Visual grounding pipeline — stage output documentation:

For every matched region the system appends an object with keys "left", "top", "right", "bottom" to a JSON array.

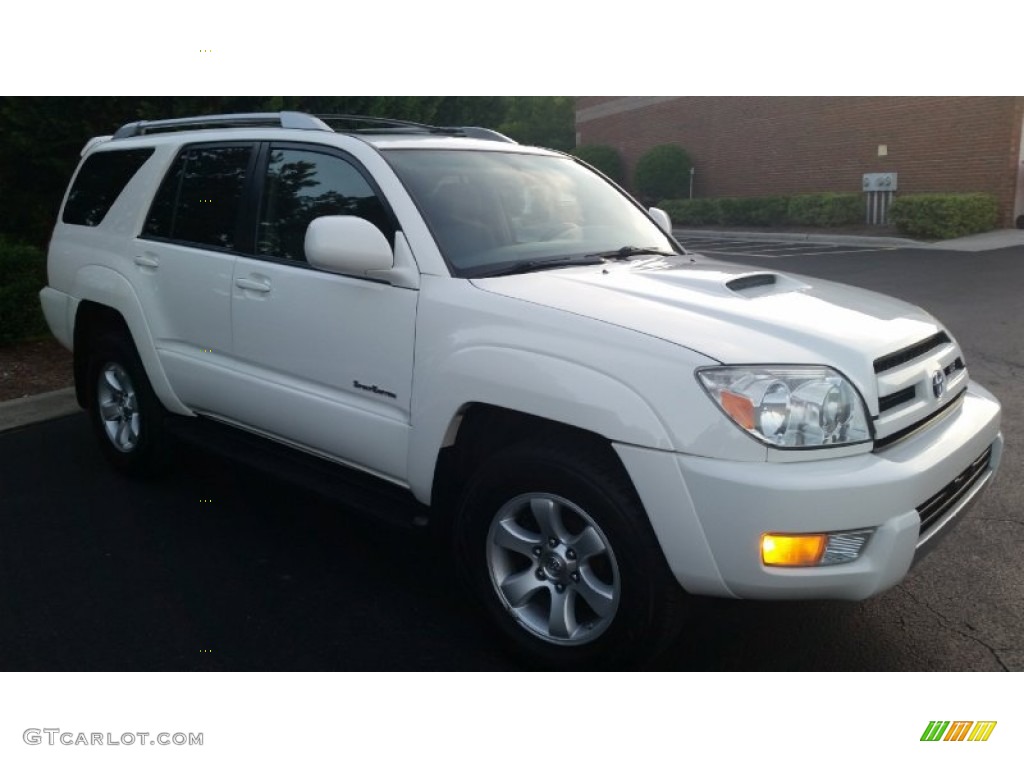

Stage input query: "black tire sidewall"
[{"left": 455, "top": 444, "right": 681, "bottom": 669}]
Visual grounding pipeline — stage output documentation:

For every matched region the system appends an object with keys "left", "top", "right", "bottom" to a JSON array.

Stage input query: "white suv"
[{"left": 40, "top": 112, "right": 1003, "bottom": 668}]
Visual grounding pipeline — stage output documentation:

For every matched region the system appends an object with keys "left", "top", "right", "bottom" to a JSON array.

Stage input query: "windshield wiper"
[
  {"left": 588, "top": 246, "right": 681, "bottom": 261},
  {"left": 466, "top": 247, "right": 681, "bottom": 278},
  {"left": 467, "top": 255, "right": 604, "bottom": 278}
]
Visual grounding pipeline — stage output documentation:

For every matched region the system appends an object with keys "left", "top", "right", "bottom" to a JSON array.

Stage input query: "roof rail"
[
  {"left": 112, "top": 111, "right": 332, "bottom": 139},
  {"left": 316, "top": 114, "right": 442, "bottom": 132},
  {"left": 457, "top": 126, "right": 517, "bottom": 144},
  {"left": 316, "top": 114, "right": 517, "bottom": 143},
  {"left": 81, "top": 135, "right": 113, "bottom": 156},
  {"left": 110, "top": 110, "right": 518, "bottom": 145}
]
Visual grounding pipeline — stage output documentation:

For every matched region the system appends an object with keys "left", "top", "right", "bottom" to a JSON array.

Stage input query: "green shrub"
[
  {"left": 569, "top": 144, "right": 624, "bottom": 185},
  {"left": 658, "top": 198, "right": 720, "bottom": 226},
  {"left": 0, "top": 237, "right": 48, "bottom": 346},
  {"left": 634, "top": 144, "right": 693, "bottom": 203},
  {"left": 786, "top": 193, "right": 862, "bottom": 227},
  {"left": 889, "top": 193, "right": 999, "bottom": 240},
  {"left": 718, "top": 196, "right": 789, "bottom": 226}
]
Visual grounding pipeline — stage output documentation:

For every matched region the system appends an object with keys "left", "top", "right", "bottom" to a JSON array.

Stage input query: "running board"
[{"left": 164, "top": 414, "right": 430, "bottom": 530}]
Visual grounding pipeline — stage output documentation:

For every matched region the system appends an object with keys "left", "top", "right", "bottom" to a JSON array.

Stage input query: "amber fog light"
[
  {"left": 761, "top": 530, "right": 872, "bottom": 567},
  {"left": 761, "top": 533, "right": 826, "bottom": 566}
]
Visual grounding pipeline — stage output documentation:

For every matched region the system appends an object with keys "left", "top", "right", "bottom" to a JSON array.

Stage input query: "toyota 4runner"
[{"left": 40, "top": 111, "right": 1003, "bottom": 668}]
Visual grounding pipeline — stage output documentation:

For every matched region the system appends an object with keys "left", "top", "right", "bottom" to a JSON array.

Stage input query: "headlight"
[{"left": 697, "top": 366, "right": 871, "bottom": 448}]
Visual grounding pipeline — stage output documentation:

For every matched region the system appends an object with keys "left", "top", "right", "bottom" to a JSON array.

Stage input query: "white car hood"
[{"left": 472, "top": 257, "right": 944, "bottom": 401}]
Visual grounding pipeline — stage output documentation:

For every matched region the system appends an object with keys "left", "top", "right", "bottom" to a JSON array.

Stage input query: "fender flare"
[
  {"left": 407, "top": 345, "right": 673, "bottom": 503},
  {"left": 72, "top": 265, "right": 191, "bottom": 415}
]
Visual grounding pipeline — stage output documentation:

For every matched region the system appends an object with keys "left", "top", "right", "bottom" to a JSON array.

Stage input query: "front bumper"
[{"left": 615, "top": 381, "right": 1003, "bottom": 600}]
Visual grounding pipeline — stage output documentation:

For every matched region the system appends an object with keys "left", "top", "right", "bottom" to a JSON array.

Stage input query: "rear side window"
[
  {"left": 62, "top": 148, "right": 154, "bottom": 226},
  {"left": 143, "top": 144, "right": 254, "bottom": 250}
]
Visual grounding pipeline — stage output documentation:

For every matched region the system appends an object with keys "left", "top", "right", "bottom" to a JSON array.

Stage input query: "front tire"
[
  {"left": 454, "top": 439, "right": 688, "bottom": 669},
  {"left": 86, "top": 332, "right": 167, "bottom": 477}
]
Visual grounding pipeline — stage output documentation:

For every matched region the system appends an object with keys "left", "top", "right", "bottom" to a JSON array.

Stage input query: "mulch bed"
[{"left": 0, "top": 336, "right": 74, "bottom": 402}]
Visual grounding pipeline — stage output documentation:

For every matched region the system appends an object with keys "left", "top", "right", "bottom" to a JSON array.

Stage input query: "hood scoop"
[
  {"left": 724, "top": 271, "right": 807, "bottom": 298},
  {"left": 726, "top": 273, "right": 777, "bottom": 293},
  {"left": 607, "top": 263, "right": 807, "bottom": 299}
]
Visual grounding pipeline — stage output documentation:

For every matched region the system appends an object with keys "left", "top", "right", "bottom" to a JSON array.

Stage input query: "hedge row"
[
  {"left": 659, "top": 192, "right": 1000, "bottom": 239},
  {"left": 888, "top": 193, "right": 999, "bottom": 240},
  {"left": 0, "top": 238, "right": 48, "bottom": 346},
  {"left": 659, "top": 193, "right": 863, "bottom": 228}
]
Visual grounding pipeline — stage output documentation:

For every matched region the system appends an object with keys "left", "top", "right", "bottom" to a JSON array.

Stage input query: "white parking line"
[{"left": 688, "top": 246, "right": 895, "bottom": 259}]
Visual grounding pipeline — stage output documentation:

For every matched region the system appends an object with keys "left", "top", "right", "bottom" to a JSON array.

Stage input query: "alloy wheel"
[
  {"left": 486, "top": 492, "right": 621, "bottom": 646},
  {"left": 96, "top": 362, "right": 141, "bottom": 453}
]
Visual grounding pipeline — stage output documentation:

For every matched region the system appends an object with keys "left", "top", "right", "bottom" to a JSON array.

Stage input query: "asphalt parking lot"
[
  {"left": 1, "top": 238, "right": 1021, "bottom": 671},
  {"left": 674, "top": 234, "right": 900, "bottom": 259}
]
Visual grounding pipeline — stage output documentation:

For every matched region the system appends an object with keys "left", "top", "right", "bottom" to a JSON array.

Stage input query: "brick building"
[{"left": 575, "top": 97, "right": 1024, "bottom": 228}]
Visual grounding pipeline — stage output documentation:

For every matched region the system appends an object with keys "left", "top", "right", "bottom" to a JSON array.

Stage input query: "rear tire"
[
  {"left": 454, "top": 439, "right": 688, "bottom": 669},
  {"left": 86, "top": 332, "right": 168, "bottom": 478}
]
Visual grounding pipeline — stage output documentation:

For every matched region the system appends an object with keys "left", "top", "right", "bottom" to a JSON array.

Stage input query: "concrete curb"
[{"left": 0, "top": 388, "right": 80, "bottom": 434}]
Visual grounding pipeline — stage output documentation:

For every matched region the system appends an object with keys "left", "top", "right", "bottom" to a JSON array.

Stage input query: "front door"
[{"left": 220, "top": 144, "right": 418, "bottom": 483}]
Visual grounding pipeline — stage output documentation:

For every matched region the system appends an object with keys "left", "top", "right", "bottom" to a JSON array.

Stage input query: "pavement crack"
[{"left": 897, "top": 585, "right": 1010, "bottom": 671}]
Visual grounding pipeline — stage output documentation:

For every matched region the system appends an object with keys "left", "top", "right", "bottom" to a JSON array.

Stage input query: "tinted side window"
[
  {"left": 143, "top": 145, "right": 253, "bottom": 250},
  {"left": 256, "top": 148, "right": 393, "bottom": 262},
  {"left": 63, "top": 148, "right": 154, "bottom": 226}
]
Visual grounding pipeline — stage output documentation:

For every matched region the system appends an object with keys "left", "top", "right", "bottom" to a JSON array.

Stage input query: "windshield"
[{"left": 382, "top": 149, "right": 679, "bottom": 276}]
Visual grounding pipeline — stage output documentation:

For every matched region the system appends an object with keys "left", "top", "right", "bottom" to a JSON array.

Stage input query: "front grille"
[
  {"left": 874, "top": 331, "right": 950, "bottom": 374},
  {"left": 878, "top": 386, "right": 916, "bottom": 413},
  {"left": 944, "top": 357, "right": 965, "bottom": 376},
  {"left": 872, "top": 331, "right": 967, "bottom": 449},
  {"left": 874, "top": 389, "right": 965, "bottom": 450},
  {"left": 916, "top": 447, "right": 992, "bottom": 535},
  {"left": 878, "top": 358, "right": 965, "bottom": 416}
]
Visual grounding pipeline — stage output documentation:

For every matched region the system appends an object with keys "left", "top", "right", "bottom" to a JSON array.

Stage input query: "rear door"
[{"left": 133, "top": 142, "right": 257, "bottom": 409}]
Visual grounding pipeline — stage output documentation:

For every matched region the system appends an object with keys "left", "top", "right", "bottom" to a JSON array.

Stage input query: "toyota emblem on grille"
[{"left": 931, "top": 369, "right": 947, "bottom": 399}]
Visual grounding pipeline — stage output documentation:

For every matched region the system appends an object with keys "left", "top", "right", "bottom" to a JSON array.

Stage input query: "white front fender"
[{"left": 406, "top": 345, "right": 674, "bottom": 503}]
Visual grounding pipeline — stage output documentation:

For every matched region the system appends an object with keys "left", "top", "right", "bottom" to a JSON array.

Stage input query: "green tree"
[
  {"left": 0, "top": 96, "right": 574, "bottom": 247},
  {"left": 633, "top": 144, "right": 694, "bottom": 204},
  {"left": 497, "top": 97, "right": 575, "bottom": 150},
  {"left": 569, "top": 145, "right": 624, "bottom": 184}
]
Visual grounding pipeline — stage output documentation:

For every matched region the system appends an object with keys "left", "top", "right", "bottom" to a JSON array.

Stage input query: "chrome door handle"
[{"left": 235, "top": 277, "right": 272, "bottom": 293}]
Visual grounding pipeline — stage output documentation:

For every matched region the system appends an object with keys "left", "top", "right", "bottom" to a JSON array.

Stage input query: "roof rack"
[
  {"left": 457, "top": 126, "right": 516, "bottom": 144},
  {"left": 110, "top": 110, "right": 517, "bottom": 144},
  {"left": 317, "top": 114, "right": 517, "bottom": 143},
  {"left": 112, "top": 111, "right": 332, "bottom": 139},
  {"left": 316, "top": 114, "right": 444, "bottom": 132}
]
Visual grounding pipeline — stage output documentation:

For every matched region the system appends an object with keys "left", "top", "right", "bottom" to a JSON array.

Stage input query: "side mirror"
[
  {"left": 648, "top": 207, "right": 672, "bottom": 234},
  {"left": 305, "top": 216, "right": 393, "bottom": 277}
]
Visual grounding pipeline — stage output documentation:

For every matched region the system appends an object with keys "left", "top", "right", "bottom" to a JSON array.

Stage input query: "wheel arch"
[
  {"left": 71, "top": 266, "right": 189, "bottom": 415},
  {"left": 429, "top": 403, "right": 631, "bottom": 513},
  {"left": 410, "top": 347, "right": 674, "bottom": 508}
]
